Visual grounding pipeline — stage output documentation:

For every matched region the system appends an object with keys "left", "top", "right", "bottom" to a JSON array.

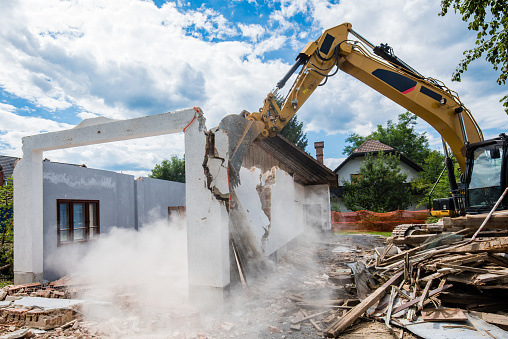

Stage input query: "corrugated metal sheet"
[{"left": 243, "top": 135, "right": 338, "bottom": 187}]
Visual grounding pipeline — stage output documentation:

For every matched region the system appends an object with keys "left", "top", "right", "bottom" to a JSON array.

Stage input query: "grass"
[
  {"left": 0, "top": 279, "right": 13, "bottom": 288},
  {"left": 334, "top": 230, "right": 393, "bottom": 237}
]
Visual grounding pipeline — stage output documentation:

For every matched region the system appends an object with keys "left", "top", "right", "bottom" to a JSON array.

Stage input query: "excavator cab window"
[{"left": 467, "top": 143, "right": 504, "bottom": 212}]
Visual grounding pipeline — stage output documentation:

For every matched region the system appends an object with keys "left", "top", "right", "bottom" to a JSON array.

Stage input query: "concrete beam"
[{"left": 23, "top": 109, "right": 197, "bottom": 152}]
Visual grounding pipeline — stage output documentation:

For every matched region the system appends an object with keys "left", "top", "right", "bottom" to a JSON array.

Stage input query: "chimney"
[{"left": 314, "top": 141, "right": 324, "bottom": 164}]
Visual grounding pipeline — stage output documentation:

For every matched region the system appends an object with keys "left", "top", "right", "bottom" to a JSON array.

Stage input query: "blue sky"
[{"left": 0, "top": 0, "right": 506, "bottom": 176}]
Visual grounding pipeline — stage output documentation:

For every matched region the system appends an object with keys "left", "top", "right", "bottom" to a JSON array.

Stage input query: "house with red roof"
[{"left": 332, "top": 139, "right": 424, "bottom": 212}]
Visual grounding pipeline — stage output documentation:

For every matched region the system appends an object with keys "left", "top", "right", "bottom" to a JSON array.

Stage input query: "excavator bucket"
[{"left": 218, "top": 114, "right": 265, "bottom": 187}]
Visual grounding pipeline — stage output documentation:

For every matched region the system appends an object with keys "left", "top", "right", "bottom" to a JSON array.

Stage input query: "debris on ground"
[{"left": 1, "top": 230, "right": 507, "bottom": 338}]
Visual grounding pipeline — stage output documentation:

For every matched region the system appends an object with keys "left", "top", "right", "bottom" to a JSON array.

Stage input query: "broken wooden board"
[
  {"left": 448, "top": 237, "right": 508, "bottom": 254},
  {"left": 422, "top": 308, "right": 467, "bottom": 322},
  {"left": 392, "top": 284, "right": 452, "bottom": 315},
  {"left": 325, "top": 271, "right": 404, "bottom": 337}
]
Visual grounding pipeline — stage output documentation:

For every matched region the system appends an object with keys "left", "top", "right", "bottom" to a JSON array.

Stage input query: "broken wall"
[
  {"left": 233, "top": 166, "right": 331, "bottom": 266},
  {"left": 304, "top": 184, "right": 331, "bottom": 231}
]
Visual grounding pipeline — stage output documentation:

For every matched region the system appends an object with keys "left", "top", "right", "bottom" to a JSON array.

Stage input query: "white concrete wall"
[
  {"left": 265, "top": 168, "right": 304, "bottom": 256},
  {"left": 304, "top": 184, "right": 331, "bottom": 231},
  {"left": 41, "top": 162, "right": 186, "bottom": 281},
  {"left": 234, "top": 166, "right": 331, "bottom": 263}
]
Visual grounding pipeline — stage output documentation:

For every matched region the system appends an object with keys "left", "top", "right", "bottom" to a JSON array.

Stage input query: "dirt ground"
[{"left": 197, "top": 232, "right": 418, "bottom": 339}]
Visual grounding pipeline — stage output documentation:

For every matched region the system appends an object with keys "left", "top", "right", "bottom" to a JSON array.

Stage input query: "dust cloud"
[{"left": 46, "top": 216, "right": 192, "bottom": 336}]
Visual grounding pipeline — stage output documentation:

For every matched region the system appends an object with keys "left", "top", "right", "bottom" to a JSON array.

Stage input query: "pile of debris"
[
  {"left": 1, "top": 229, "right": 507, "bottom": 338},
  {"left": 321, "top": 231, "right": 508, "bottom": 338}
]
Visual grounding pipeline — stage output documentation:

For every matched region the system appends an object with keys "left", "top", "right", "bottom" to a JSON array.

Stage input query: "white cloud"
[
  {"left": 238, "top": 23, "right": 265, "bottom": 42},
  {"left": 0, "top": 0, "right": 505, "bottom": 172},
  {"left": 0, "top": 104, "right": 73, "bottom": 157},
  {"left": 324, "top": 157, "right": 345, "bottom": 171}
]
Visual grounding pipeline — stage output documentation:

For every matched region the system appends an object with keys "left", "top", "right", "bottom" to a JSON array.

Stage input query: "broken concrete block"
[
  {"left": 221, "top": 321, "right": 234, "bottom": 331},
  {"left": 290, "top": 324, "right": 301, "bottom": 331},
  {"left": 268, "top": 325, "right": 281, "bottom": 333},
  {"left": 4, "top": 296, "right": 21, "bottom": 302}
]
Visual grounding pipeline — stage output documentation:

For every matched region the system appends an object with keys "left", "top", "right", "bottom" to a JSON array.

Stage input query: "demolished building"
[{"left": 13, "top": 108, "right": 336, "bottom": 311}]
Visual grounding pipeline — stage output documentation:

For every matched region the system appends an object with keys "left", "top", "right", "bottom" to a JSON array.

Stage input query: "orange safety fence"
[{"left": 331, "top": 210, "right": 430, "bottom": 232}]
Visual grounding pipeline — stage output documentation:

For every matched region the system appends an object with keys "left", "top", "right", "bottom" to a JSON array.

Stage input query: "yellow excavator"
[{"left": 219, "top": 22, "right": 507, "bottom": 221}]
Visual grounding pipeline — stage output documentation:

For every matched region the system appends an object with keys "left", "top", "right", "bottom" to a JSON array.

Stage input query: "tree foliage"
[
  {"left": 343, "top": 112, "right": 430, "bottom": 165},
  {"left": 439, "top": 0, "right": 508, "bottom": 112},
  {"left": 273, "top": 92, "right": 309, "bottom": 150},
  {"left": 342, "top": 152, "right": 412, "bottom": 212},
  {"left": 411, "top": 150, "right": 459, "bottom": 208},
  {"left": 149, "top": 156, "right": 185, "bottom": 183}
]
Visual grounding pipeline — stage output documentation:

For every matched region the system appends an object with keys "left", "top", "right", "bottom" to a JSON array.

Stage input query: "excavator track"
[{"left": 391, "top": 224, "right": 420, "bottom": 238}]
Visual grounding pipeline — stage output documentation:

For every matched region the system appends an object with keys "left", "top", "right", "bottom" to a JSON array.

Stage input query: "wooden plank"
[
  {"left": 292, "top": 310, "right": 330, "bottom": 324},
  {"left": 449, "top": 237, "right": 508, "bottom": 254},
  {"left": 417, "top": 280, "right": 432, "bottom": 311},
  {"left": 391, "top": 284, "right": 453, "bottom": 315},
  {"left": 325, "top": 271, "right": 404, "bottom": 337},
  {"left": 437, "top": 263, "right": 503, "bottom": 274},
  {"left": 443, "top": 212, "right": 508, "bottom": 229},
  {"left": 301, "top": 310, "right": 322, "bottom": 332},
  {"left": 422, "top": 308, "right": 467, "bottom": 322}
]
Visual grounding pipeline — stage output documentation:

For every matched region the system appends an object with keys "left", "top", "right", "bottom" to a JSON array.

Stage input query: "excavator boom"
[{"left": 220, "top": 22, "right": 484, "bottom": 187}]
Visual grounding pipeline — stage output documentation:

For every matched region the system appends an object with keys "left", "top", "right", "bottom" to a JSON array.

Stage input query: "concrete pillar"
[
  {"left": 185, "top": 120, "right": 231, "bottom": 312},
  {"left": 13, "top": 149, "right": 44, "bottom": 284}
]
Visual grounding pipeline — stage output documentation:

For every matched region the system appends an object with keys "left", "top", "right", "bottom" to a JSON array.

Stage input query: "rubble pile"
[
  {"left": 0, "top": 231, "right": 507, "bottom": 338},
  {"left": 323, "top": 233, "right": 508, "bottom": 338}
]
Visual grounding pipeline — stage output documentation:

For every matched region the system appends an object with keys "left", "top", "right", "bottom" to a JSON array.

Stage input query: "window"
[
  {"left": 168, "top": 206, "right": 186, "bottom": 223},
  {"left": 57, "top": 200, "right": 100, "bottom": 245}
]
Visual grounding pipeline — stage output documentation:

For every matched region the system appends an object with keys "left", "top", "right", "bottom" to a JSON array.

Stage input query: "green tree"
[
  {"left": 439, "top": 0, "right": 508, "bottom": 113},
  {"left": 273, "top": 92, "right": 308, "bottom": 150},
  {"left": 341, "top": 152, "right": 412, "bottom": 212},
  {"left": 0, "top": 177, "right": 14, "bottom": 276},
  {"left": 343, "top": 112, "right": 430, "bottom": 165},
  {"left": 149, "top": 156, "right": 185, "bottom": 183},
  {"left": 412, "top": 151, "right": 461, "bottom": 208}
]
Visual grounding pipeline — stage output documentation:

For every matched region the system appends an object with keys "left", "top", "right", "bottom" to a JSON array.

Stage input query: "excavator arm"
[{"left": 220, "top": 22, "right": 484, "bottom": 185}]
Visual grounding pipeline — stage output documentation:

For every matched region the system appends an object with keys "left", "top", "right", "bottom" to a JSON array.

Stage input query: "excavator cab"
[{"left": 464, "top": 135, "right": 508, "bottom": 214}]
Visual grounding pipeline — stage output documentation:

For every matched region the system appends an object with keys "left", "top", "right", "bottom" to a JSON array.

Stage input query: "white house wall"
[
  {"left": 42, "top": 161, "right": 186, "bottom": 282},
  {"left": 337, "top": 157, "right": 420, "bottom": 185},
  {"left": 304, "top": 184, "right": 331, "bottom": 231},
  {"left": 336, "top": 156, "right": 424, "bottom": 212},
  {"left": 265, "top": 168, "right": 304, "bottom": 257},
  {"left": 234, "top": 166, "right": 331, "bottom": 264},
  {"left": 135, "top": 176, "right": 186, "bottom": 228}
]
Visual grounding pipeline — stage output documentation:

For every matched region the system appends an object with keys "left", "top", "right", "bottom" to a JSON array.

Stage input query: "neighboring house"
[
  {"left": 332, "top": 139, "right": 423, "bottom": 212},
  {"left": 0, "top": 155, "right": 19, "bottom": 186},
  {"left": 237, "top": 134, "right": 338, "bottom": 264},
  {"left": 1, "top": 157, "right": 185, "bottom": 282}
]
